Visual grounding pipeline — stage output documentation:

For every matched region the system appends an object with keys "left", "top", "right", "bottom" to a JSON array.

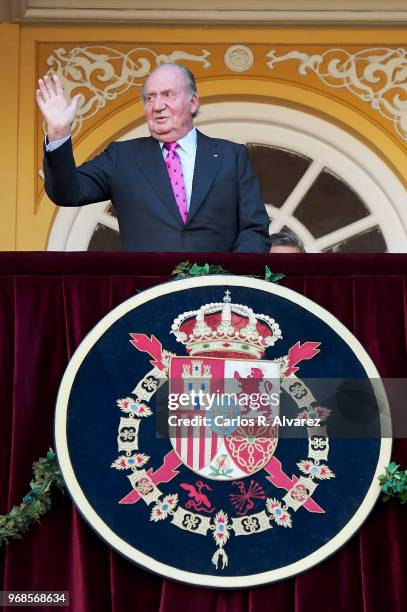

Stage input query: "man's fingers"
[
  {"left": 35, "top": 88, "right": 46, "bottom": 113},
  {"left": 53, "top": 74, "right": 64, "bottom": 97},
  {"left": 43, "top": 74, "right": 56, "bottom": 98},
  {"left": 70, "top": 93, "right": 81, "bottom": 114},
  {"left": 38, "top": 78, "right": 50, "bottom": 102}
]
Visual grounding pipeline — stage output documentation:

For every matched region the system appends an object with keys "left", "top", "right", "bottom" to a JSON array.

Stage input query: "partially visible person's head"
[
  {"left": 142, "top": 64, "right": 199, "bottom": 142},
  {"left": 269, "top": 231, "right": 305, "bottom": 253}
]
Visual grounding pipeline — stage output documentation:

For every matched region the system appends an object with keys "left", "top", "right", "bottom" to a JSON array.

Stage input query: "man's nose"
[{"left": 153, "top": 95, "right": 166, "bottom": 111}]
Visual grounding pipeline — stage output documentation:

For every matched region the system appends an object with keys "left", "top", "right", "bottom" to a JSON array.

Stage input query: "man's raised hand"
[{"left": 36, "top": 74, "right": 80, "bottom": 142}]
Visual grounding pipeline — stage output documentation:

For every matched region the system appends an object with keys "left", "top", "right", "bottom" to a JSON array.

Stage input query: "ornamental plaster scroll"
[
  {"left": 44, "top": 46, "right": 211, "bottom": 137},
  {"left": 266, "top": 47, "right": 407, "bottom": 142}
]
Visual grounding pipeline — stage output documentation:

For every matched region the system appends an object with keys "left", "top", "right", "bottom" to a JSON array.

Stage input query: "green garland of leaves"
[
  {"left": 0, "top": 449, "right": 65, "bottom": 546},
  {"left": 171, "top": 261, "right": 230, "bottom": 278},
  {"left": 171, "top": 260, "right": 286, "bottom": 283},
  {"left": 1, "top": 264, "right": 405, "bottom": 547}
]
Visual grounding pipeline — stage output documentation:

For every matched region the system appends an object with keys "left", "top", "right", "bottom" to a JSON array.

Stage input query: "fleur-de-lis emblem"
[
  {"left": 136, "top": 477, "right": 154, "bottom": 496},
  {"left": 310, "top": 436, "right": 328, "bottom": 450},
  {"left": 142, "top": 376, "right": 159, "bottom": 392},
  {"left": 182, "top": 514, "right": 201, "bottom": 530},
  {"left": 120, "top": 427, "right": 137, "bottom": 442},
  {"left": 288, "top": 381, "right": 307, "bottom": 400},
  {"left": 242, "top": 517, "right": 260, "bottom": 533},
  {"left": 290, "top": 484, "right": 309, "bottom": 502}
]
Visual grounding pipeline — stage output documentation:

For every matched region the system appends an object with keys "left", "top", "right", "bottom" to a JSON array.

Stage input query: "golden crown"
[{"left": 171, "top": 290, "right": 282, "bottom": 359}]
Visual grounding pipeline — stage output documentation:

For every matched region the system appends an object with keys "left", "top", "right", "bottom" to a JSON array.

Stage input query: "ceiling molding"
[{"left": 7, "top": 0, "right": 407, "bottom": 25}]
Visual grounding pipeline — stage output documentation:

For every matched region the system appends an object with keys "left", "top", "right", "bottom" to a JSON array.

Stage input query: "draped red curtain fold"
[{"left": 1, "top": 253, "right": 406, "bottom": 612}]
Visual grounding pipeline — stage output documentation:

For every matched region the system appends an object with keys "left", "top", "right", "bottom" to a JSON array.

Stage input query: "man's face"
[
  {"left": 269, "top": 245, "right": 303, "bottom": 253},
  {"left": 144, "top": 67, "right": 199, "bottom": 142}
]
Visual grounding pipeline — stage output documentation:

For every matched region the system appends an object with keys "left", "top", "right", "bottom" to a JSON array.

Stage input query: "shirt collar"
[{"left": 159, "top": 127, "right": 197, "bottom": 155}]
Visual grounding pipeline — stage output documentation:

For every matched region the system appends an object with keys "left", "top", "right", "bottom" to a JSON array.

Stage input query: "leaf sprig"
[
  {"left": 378, "top": 462, "right": 407, "bottom": 503},
  {"left": 0, "top": 449, "right": 65, "bottom": 546},
  {"left": 264, "top": 265, "right": 286, "bottom": 283}
]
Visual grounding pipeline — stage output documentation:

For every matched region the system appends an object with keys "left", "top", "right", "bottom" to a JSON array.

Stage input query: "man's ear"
[{"left": 190, "top": 93, "right": 199, "bottom": 115}]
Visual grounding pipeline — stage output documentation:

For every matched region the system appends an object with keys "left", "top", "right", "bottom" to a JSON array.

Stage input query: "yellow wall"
[
  {"left": 1, "top": 23, "right": 407, "bottom": 250},
  {"left": 0, "top": 24, "right": 19, "bottom": 250}
]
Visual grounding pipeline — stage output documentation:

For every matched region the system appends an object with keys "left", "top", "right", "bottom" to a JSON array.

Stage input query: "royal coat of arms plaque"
[{"left": 55, "top": 276, "right": 391, "bottom": 588}]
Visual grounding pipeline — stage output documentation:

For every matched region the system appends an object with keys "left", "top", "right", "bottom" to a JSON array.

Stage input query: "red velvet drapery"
[{"left": 1, "top": 253, "right": 406, "bottom": 612}]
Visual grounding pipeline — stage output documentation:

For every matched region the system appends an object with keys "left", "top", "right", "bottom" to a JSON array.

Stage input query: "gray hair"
[
  {"left": 270, "top": 231, "right": 306, "bottom": 252},
  {"left": 141, "top": 63, "right": 199, "bottom": 118}
]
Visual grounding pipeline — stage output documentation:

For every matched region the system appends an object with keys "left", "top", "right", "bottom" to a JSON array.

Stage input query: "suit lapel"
[
  {"left": 187, "top": 131, "right": 223, "bottom": 223},
  {"left": 134, "top": 137, "right": 183, "bottom": 225}
]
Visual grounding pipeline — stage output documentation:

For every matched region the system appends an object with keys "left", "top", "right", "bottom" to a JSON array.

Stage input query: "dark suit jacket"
[{"left": 44, "top": 130, "right": 271, "bottom": 252}]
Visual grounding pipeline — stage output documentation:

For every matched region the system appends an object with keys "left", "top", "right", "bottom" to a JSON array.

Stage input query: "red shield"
[{"left": 169, "top": 357, "right": 280, "bottom": 479}]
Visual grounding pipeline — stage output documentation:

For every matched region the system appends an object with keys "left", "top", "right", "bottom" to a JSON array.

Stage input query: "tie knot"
[{"left": 164, "top": 141, "right": 178, "bottom": 153}]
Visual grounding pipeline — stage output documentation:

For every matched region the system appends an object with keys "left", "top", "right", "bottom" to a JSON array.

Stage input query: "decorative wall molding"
[
  {"left": 224, "top": 46, "right": 254, "bottom": 72},
  {"left": 266, "top": 47, "right": 407, "bottom": 141},
  {"left": 8, "top": 0, "right": 407, "bottom": 25},
  {"left": 42, "top": 43, "right": 407, "bottom": 142},
  {"left": 44, "top": 46, "right": 211, "bottom": 137}
]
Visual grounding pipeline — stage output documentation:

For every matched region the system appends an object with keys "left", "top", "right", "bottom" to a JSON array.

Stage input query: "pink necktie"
[{"left": 164, "top": 141, "right": 188, "bottom": 223}]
